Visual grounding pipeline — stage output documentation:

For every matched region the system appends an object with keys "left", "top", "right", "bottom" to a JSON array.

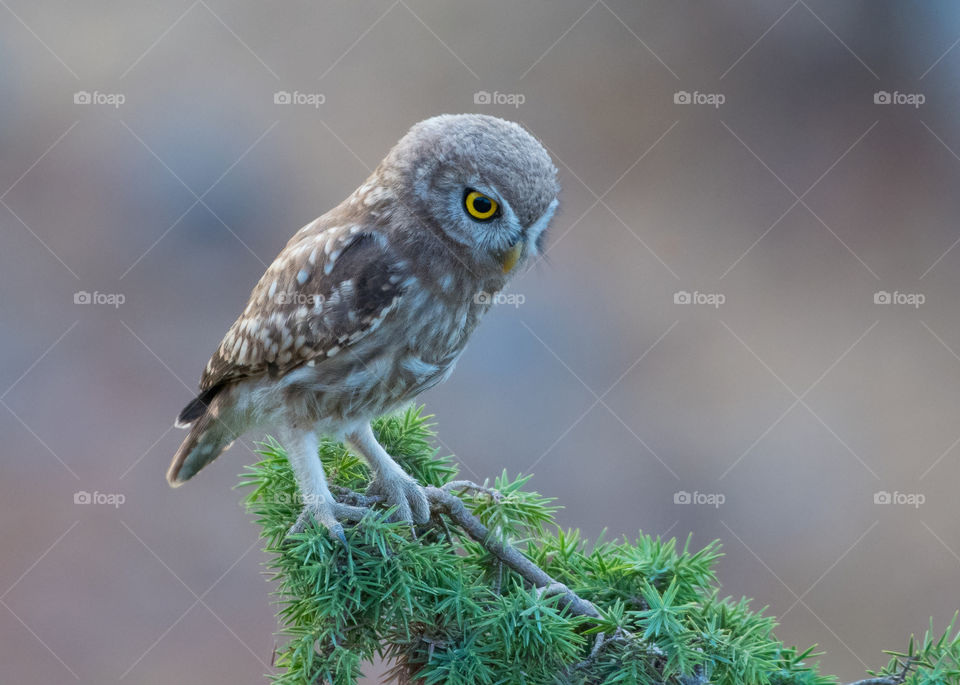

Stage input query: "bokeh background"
[{"left": 3, "top": 1, "right": 960, "bottom": 682}]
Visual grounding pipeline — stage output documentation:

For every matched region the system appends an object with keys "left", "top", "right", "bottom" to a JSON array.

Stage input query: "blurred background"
[{"left": 3, "top": 1, "right": 960, "bottom": 682}]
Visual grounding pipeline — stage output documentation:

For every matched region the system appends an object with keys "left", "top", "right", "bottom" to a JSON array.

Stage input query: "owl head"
[{"left": 381, "top": 114, "right": 559, "bottom": 276}]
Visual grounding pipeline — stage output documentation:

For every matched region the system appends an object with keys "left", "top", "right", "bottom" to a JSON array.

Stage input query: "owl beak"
[
  {"left": 500, "top": 241, "right": 523, "bottom": 274},
  {"left": 499, "top": 198, "right": 558, "bottom": 273}
]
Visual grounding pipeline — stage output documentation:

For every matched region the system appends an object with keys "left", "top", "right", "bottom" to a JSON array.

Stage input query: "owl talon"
[
  {"left": 367, "top": 471, "right": 430, "bottom": 525},
  {"left": 287, "top": 500, "right": 351, "bottom": 545}
]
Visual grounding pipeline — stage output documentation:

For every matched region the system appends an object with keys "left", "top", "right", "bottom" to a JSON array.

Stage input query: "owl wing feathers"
[{"left": 197, "top": 227, "right": 406, "bottom": 394}]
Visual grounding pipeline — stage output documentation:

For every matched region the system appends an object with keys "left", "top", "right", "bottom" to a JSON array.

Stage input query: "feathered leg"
[
  {"left": 281, "top": 422, "right": 362, "bottom": 543},
  {"left": 347, "top": 422, "right": 430, "bottom": 524}
]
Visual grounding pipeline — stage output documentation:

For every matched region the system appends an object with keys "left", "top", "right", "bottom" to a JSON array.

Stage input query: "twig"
[
  {"left": 845, "top": 656, "right": 920, "bottom": 685},
  {"left": 330, "top": 485, "right": 382, "bottom": 507},
  {"left": 423, "top": 485, "right": 600, "bottom": 618},
  {"left": 327, "top": 484, "right": 599, "bottom": 618},
  {"left": 441, "top": 480, "right": 502, "bottom": 502},
  {"left": 564, "top": 633, "right": 610, "bottom": 676},
  {"left": 562, "top": 626, "right": 660, "bottom": 680}
]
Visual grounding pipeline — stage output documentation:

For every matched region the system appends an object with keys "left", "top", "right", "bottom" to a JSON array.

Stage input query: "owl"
[{"left": 168, "top": 114, "right": 559, "bottom": 541}]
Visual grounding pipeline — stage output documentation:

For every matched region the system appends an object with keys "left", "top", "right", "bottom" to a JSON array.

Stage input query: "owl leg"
[
  {"left": 347, "top": 422, "right": 430, "bottom": 525},
  {"left": 280, "top": 423, "right": 360, "bottom": 543}
]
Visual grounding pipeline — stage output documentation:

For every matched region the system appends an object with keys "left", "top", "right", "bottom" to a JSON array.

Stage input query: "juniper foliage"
[{"left": 239, "top": 406, "right": 960, "bottom": 685}]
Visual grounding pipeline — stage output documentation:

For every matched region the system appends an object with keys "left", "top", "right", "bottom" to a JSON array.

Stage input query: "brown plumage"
[{"left": 168, "top": 114, "right": 559, "bottom": 539}]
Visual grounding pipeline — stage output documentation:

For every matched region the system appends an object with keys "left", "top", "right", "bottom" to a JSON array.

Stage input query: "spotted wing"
[{"left": 199, "top": 227, "right": 405, "bottom": 391}]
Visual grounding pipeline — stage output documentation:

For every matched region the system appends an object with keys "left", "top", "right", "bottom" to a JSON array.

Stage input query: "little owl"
[{"left": 168, "top": 114, "right": 559, "bottom": 540}]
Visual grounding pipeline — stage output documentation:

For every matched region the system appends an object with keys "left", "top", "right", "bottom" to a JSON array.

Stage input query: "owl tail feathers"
[
  {"left": 167, "top": 416, "right": 235, "bottom": 487},
  {"left": 168, "top": 385, "right": 234, "bottom": 487},
  {"left": 175, "top": 384, "right": 223, "bottom": 428}
]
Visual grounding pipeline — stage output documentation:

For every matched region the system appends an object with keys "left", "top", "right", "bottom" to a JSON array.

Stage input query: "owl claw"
[
  {"left": 367, "top": 470, "right": 431, "bottom": 525},
  {"left": 287, "top": 500, "right": 353, "bottom": 545}
]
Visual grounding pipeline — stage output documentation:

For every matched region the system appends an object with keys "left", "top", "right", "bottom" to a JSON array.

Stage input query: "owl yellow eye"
[{"left": 464, "top": 190, "right": 499, "bottom": 221}]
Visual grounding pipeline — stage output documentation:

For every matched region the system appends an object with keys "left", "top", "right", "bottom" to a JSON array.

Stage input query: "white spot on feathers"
[{"left": 324, "top": 249, "right": 341, "bottom": 276}]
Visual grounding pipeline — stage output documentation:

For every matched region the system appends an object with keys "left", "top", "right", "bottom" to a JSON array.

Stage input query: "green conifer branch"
[{"left": 239, "top": 405, "right": 960, "bottom": 685}]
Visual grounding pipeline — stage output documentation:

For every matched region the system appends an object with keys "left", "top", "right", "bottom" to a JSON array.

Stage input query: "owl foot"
[
  {"left": 287, "top": 498, "right": 366, "bottom": 545},
  {"left": 367, "top": 469, "right": 430, "bottom": 525}
]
